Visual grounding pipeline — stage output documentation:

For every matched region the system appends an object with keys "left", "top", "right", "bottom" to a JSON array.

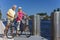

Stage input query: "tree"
[
  {"left": 0, "top": 10, "right": 2, "bottom": 19},
  {"left": 37, "top": 13, "right": 47, "bottom": 16},
  {"left": 37, "top": 13, "right": 51, "bottom": 20}
]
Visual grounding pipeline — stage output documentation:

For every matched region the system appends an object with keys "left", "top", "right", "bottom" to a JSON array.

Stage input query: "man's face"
[{"left": 12, "top": 7, "right": 16, "bottom": 11}]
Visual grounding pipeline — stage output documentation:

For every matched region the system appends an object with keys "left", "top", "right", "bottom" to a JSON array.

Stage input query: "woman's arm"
[{"left": 14, "top": 13, "right": 17, "bottom": 18}]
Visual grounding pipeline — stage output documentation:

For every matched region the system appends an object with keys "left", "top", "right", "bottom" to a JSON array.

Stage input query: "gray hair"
[{"left": 12, "top": 5, "right": 17, "bottom": 8}]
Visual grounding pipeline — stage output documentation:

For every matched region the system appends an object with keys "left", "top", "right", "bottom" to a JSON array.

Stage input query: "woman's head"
[{"left": 18, "top": 7, "right": 22, "bottom": 12}]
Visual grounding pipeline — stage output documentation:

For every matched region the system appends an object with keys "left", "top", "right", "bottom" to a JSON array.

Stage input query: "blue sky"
[{"left": 0, "top": 0, "right": 60, "bottom": 18}]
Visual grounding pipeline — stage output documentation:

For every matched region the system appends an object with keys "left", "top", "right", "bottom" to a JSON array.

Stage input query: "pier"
[{"left": 0, "top": 15, "right": 47, "bottom": 40}]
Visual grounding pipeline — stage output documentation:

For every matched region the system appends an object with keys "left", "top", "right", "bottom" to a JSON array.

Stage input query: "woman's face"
[{"left": 18, "top": 9, "right": 22, "bottom": 12}]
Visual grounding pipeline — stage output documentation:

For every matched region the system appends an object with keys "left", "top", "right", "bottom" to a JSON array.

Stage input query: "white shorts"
[{"left": 17, "top": 21, "right": 21, "bottom": 31}]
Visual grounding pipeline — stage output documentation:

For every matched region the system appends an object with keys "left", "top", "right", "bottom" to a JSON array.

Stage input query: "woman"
[{"left": 16, "top": 7, "right": 25, "bottom": 36}]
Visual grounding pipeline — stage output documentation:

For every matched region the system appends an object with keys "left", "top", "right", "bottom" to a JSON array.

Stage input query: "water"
[
  {"left": 40, "top": 20, "right": 51, "bottom": 40},
  {"left": 3, "top": 20, "right": 51, "bottom": 40}
]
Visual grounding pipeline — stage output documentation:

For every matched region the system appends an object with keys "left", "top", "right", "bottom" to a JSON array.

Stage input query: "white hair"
[
  {"left": 18, "top": 7, "right": 22, "bottom": 9},
  {"left": 13, "top": 5, "right": 17, "bottom": 8}
]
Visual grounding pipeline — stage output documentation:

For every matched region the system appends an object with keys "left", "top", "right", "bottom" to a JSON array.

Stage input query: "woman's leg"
[{"left": 16, "top": 21, "right": 20, "bottom": 36}]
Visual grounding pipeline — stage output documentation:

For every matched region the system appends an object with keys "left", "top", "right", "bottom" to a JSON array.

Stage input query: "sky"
[{"left": 0, "top": 0, "right": 60, "bottom": 18}]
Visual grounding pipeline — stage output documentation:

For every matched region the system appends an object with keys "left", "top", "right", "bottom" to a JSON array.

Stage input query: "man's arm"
[
  {"left": 7, "top": 9, "right": 14, "bottom": 18},
  {"left": 7, "top": 13, "right": 14, "bottom": 18}
]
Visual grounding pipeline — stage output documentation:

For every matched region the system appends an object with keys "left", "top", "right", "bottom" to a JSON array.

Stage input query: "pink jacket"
[{"left": 16, "top": 11, "right": 24, "bottom": 21}]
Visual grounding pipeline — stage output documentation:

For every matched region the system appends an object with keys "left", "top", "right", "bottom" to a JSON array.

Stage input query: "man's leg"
[
  {"left": 4, "top": 25, "right": 9, "bottom": 36},
  {"left": 10, "top": 21, "right": 14, "bottom": 38},
  {"left": 4, "top": 20, "right": 10, "bottom": 37}
]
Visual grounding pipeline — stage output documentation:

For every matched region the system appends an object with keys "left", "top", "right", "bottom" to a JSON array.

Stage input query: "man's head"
[{"left": 12, "top": 5, "right": 17, "bottom": 11}]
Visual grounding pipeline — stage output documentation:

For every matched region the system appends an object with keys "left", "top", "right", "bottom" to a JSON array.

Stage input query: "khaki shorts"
[
  {"left": 7, "top": 19, "right": 13, "bottom": 25},
  {"left": 7, "top": 19, "right": 14, "bottom": 30}
]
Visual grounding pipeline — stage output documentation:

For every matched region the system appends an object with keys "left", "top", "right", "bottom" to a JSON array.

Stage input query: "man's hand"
[{"left": 7, "top": 14, "right": 14, "bottom": 18}]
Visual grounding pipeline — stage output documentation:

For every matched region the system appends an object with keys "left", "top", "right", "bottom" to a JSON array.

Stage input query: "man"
[{"left": 4, "top": 5, "right": 17, "bottom": 38}]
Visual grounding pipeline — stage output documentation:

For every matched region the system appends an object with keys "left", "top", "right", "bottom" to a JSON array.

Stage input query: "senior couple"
[{"left": 4, "top": 5, "right": 30, "bottom": 38}]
